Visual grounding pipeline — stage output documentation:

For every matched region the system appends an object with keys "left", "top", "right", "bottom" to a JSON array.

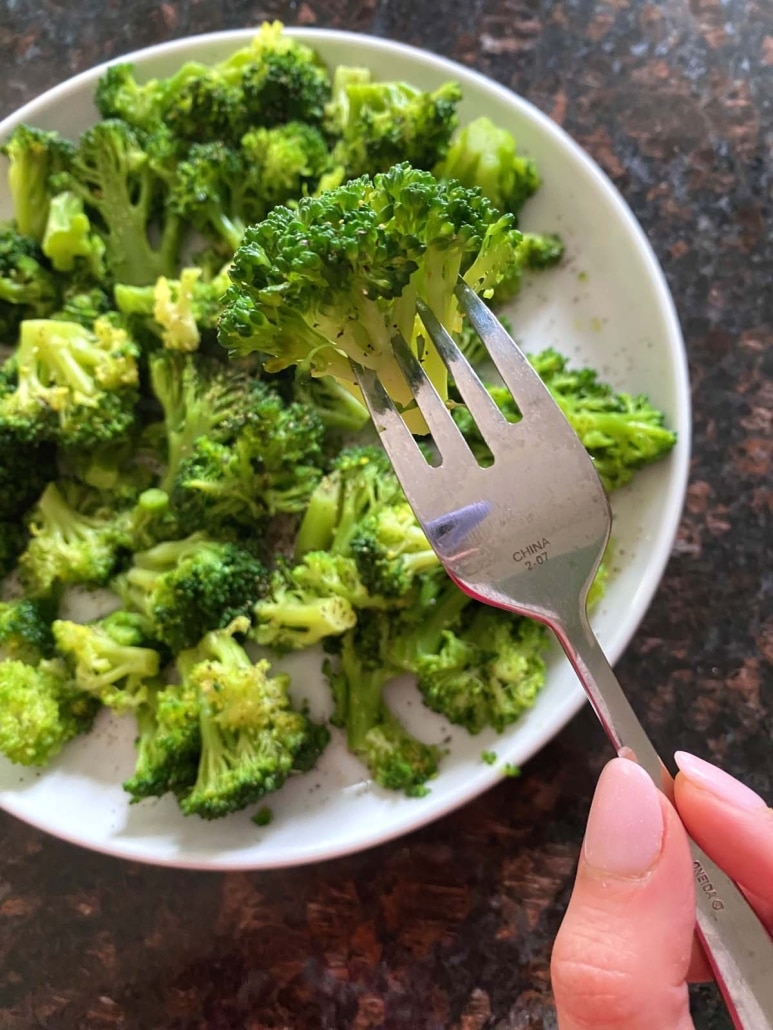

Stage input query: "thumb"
[{"left": 551, "top": 758, "right": 695, "bottom": 1030}]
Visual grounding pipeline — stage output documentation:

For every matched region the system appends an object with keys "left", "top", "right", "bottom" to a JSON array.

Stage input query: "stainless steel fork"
[{"left": 351, "top": 278, "right": 773, "bottom": 1030}]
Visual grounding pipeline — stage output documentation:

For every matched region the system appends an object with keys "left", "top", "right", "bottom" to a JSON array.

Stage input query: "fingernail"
[
  {"left": 674, "top": 751, "right": 767, "bottom": 811},
  {"left": 583, "top": 758, "right": 664, "bottom": 876}
]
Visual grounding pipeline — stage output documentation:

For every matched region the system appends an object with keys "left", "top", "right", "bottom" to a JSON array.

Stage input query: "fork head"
[{"left": 351, "top": 279, "right": 612, "bottom": 629}]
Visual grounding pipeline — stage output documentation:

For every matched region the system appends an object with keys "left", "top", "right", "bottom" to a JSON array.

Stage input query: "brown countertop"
[{"left": 1, "top": 2, "right": 770, "bottom": 1027}]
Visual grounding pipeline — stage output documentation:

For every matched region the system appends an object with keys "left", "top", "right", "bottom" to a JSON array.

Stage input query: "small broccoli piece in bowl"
[
  {"left": 325, "top": 66, "right": 461, "bottom": 179},
  {"left": 349, "top": 501, "right": 440, "bottom": 599},
  {"left": 175, "top": 617, "right": 329, "bottom": 819},
  {"left": 253, "top": 553, "right": 369, "bottom": 651},
  {"left": 123, "top": 678, "right": 201, "bottom": 803},
  {"left": 19, "top": 482, "right": 129, "bottom": 598},
  {"left": 435, "top": 116, "right": 541, "bottom": 219},
  {"left": 0, "top": 229, "right": 60, "bottom": 340},
  {"left": 412, "top": 607, "right": 547, "bottom": 734},
  {"left": 41, "top": 191, "right": 106, "bottom": 278},
  {"left": 452, "top": 350, "right": 678, "bottom": 491},
  {"left": 115, "top": 265, "right": 231, "bottom": 349},
  {"left": 0, "top": 597, "right": 58, "bottom": 663},
  {"left": 1, "top": 124, "right": 75, "bottom": 242},
  {"left": 0, "top": 316, "right": 139, "bottom": 448},
  {"left": 0, "top": 657, "right": 99, "bottom": 766},
  {"left": 115, "top": 533, "right": 269, "bottom": 652},
  {"left": 56, "top": 120, "right": 183, "bottom": 286},
  {"left": 171, "top": 379, "right": 324, "bottom": 531},
  {"left": 52, "top": 611, "right": 163, "bottom": 711},
  {"left": 325, "top": 612, "right": 440, "bottom": 797}
]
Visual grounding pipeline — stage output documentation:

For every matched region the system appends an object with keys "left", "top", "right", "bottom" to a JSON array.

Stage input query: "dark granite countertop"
[{"left": 1, "top": 2, "right": 770, "bottom": 1027}]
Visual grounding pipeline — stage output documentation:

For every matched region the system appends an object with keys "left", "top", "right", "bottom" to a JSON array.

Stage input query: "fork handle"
[{"left": 554, "top": 607, "right": 773, "bottom": 1030}]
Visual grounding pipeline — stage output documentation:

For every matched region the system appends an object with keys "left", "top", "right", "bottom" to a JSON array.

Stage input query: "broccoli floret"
[
  {"left": 115, "top": 533, "right": 269, "bottom": 652},
  {"left": 171, "top": 381, "right": 324, "bottom": 529},
  {"left": 174, "top": 617, "right": 329, "bottom": 819},
  {"left": 0, "top": 229, "right": 60, "bottom": 340},
  {"left": 0, "top": 656, "right": 98, "bottom": 766},
  {"left": 491, "top": 232, "right": 564, "bottom": 304},
  {"left": 349, "top": 500, "right": 439, "bottom": 598},
  {"left": 292, "top": 374, "right": 370, "bottom": 433},
  {"left": 238, "top": 24, "right": 331, "bottom": 129},
  {"left": 325, "top": 613, "right": 440, "bottom": 796},
  {"left": 41, "top": 191, "right": 106, "bottom": 277},
  {"left": 123, "top": 678, "right": 201, "bottom": 802},
  {"left": 435, "top": 116, "right": 541, "bottom": 219},
  {"left": 240, "top": 121, "right": 331, "bottom": 208},
  {"left": 0, "top": 317, "right": 139, "bottom": 447},
  {"left": 452, "top": 350, "right": 677, "bottom": 490},
  {"left": 96, "top": 23, "right": 331, "bottom": 145},
  {"left": 169, "top": 142, "right": 250, "bottom": 253},
  {"left": 1, "top": 124, "right": 75, "bottom": 242},
  {"left": 0, "top": 597, "right": 57, "bottom": 662},
  {"left": 56, "top": 120, "right": 182, "bottom": 286},
  {"left": 295, "top": 445, "right": 402, "bottom": 559},
  {"left": 411, "top": 607, "right": 547, "bottom": 734},
  {"left": 325, "top": 67, "right": 461, "bottom": 179},
  {"left": 19, "top": 482, "right": 127, "bottom": 597},
  {"left": 533, "top": 350, "right": 677, "bottom": 489},
  {"left": 95, "top": 60, "right": 206, "bottom": 132},
  {"left": 52, "top": 283, "right": 114, "bottom": 327},
  {"left": 52, "top": 611, "right": 162, "bottom": 711},
  {"left": 219, "top": 163, "right": 522, "bottom": 433},
  {"left": 149, "top": 352, "right": 260, "bottom": 495},
  {"left": 253, "top": 553, "right": 373, "bottom": 651},
  {"left": 115, "top": 264, "right": 230, "bottom": 347}
]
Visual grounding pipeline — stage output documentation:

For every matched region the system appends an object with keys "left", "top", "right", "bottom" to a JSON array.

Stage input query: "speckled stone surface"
[{"left": 0, "top": 1, "right": 770, "bottom": 1027}]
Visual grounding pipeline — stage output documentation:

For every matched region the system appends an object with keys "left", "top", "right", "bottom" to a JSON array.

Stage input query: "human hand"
[{"left": 550, "top": 753, "right": 773, "bottom": 1029}]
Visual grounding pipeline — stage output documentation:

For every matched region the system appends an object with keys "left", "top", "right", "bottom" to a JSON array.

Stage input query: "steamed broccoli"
[
  {"left": 41, "top": 190, "right": 106, "bottom": 277},
  {"left": 115, "top": 533, "right": 269, "bottom": 652},
  {"left": 219, "top": 163, "right": 522, "bottom": 431},
  {"left": 253, "top": 553, "right": 368, "bottom": 651},
  {"left": 115, "top": 265, "right": 230, "bottom": 348},
  {"left": 325, "top": 612, "right": 440, "bottom": 796},
  {"left": 453, "top": 349, "right": 678, "bottom": 490},
  {"left": 0, "top": 229, "right": 60, "bottom": 340},
  {"left": 123, "top": 678, "right": 201, "bottom": 802},
  {"left": 294, "top": 445, "right": 401, "bottom": 558},
  {"left": 19, "top": 482, "right": 127, "bottom": 597},
  {"left": 175, "top": 618, "right": 329, "bottom": 819},
  {"left": 0, "top": 316, "right": 139, "bottom": 446},
  {"left": 53, "top": 611, "right": 162, "bottom": 711},
  {"left": 435, "top": 116, "right": 540, "bottom": 219},
  {"left": 0, "top": 657, "right": 99, "bottom": 766},
  {"left": 149, "top": 352, "right": 260, "bottom": 494},
  {"left": 0, "top": 597, "right": 57, "bottom": 662},
  {"left": 491, "top": 232, "right": 564, "bottom": 304},
  {"left": 350, "top": 501, "right": 439, "bottom": 598},
  {"left": 171, "top": 380, "right": 324, "bottom": 530},
  {"left": 1, "top": 124, "right": 75, "bottom": 242},
  {"left": 325, "top": 66, "right": 461, "bottom": 179},
  {"left": 96, "top": 22, "right": 331, "bottom": 144},
  {"left": 410, "top": 607, "right": 547, "bottom": 734},
  {"left": 55, "top": 120, "right": 183, "bottom": 285}
]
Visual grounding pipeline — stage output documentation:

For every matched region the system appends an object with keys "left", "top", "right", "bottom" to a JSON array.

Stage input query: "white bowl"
[{"left": 0, "top": 28, "right": 690, "bottom": 869}]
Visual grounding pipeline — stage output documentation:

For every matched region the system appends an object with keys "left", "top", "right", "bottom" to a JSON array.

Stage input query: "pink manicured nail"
[
  {"left": 583, "top": 758, "right": 664, "bottom": 876},
  {"left": 674, "top": 751, "right": 767, "bottom": 811}
]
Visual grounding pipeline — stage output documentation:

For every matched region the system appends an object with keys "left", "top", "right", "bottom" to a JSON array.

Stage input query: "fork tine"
[
  {"left": 455, "top": 279, "right": 553, "bottom": 412},
  {"left": 389, "top": 331, "right": 474, "bottom": 465},
  {"left": 416, "top": 299, "right": 508, "bottom": 433},
  {"left": 350, "top": 360, "right": 432, "bottom": 487}
]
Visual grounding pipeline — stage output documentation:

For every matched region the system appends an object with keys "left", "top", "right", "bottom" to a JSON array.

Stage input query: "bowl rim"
[{"left": 0, "top": 27, "right": 691, "bottom": 870}]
